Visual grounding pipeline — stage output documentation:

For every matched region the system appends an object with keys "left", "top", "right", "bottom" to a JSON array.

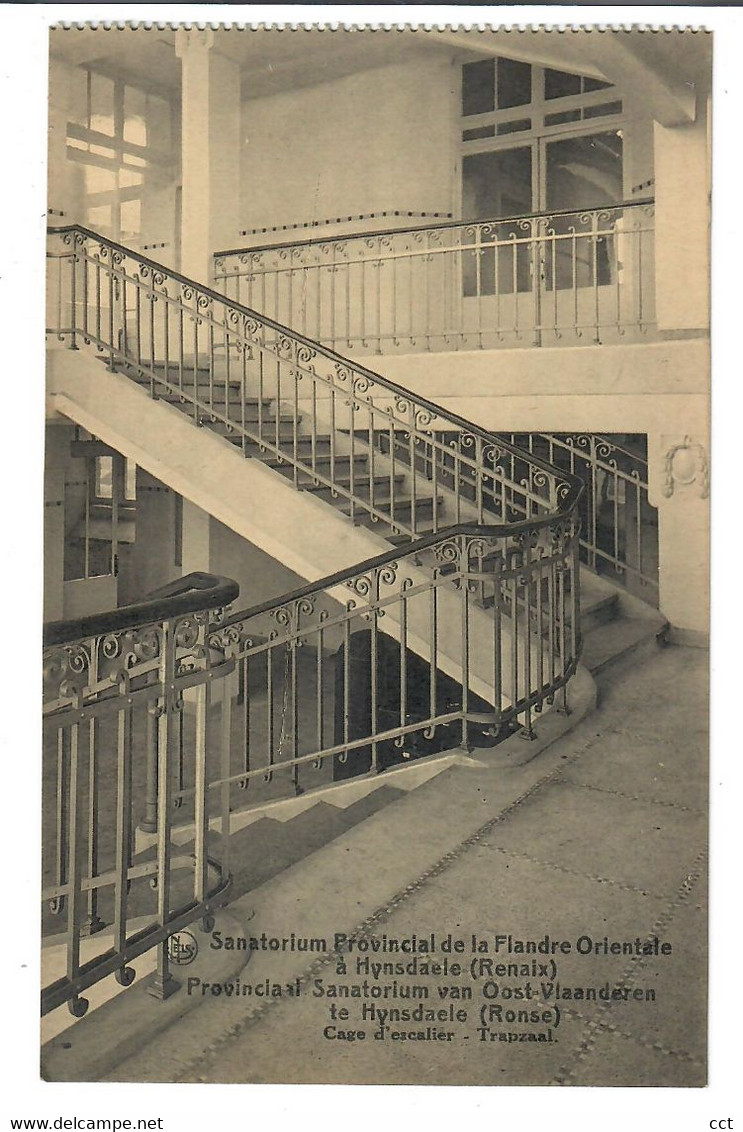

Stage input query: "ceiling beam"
[{"left": 588, "top": 36, "right": 696, "bottom": 126}]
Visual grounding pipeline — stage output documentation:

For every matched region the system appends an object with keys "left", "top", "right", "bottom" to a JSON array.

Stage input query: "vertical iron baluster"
[
  {"left": 147, "top": 620, "right": 178, "bottom": 1000},
  {"left": 192, "top": 292, "right": 200, "bottom": 422},
  {"left": 493, "top": 554, "right": 503, "bottom": 730},
  {"left": 368, "top": 401, "right": 376, "bottom": 524},
  {"left": 391, "top": 238, "right": 399, "bottom": 346},
  {"left": 359, "top": 246, "right": 366, "bottom": 348},
  {"left": 408, "top": 424, "right": 417, "bottom": 536},
  {"left": 388, "top": 418, "right": 396, "bottom": 525},
  {"left": 275, "top": 356, "right": 281, "bottom": 457},
  {"left": 348, "top": 400, "right": 356, "bottom": 523},
  {"left": 475, "top": 436, "right": 484, "bottom": 524},
  {"left": 511, "top": 560, "right": 519, "bottom": 720},
  {"left": 291, "top": 348, "right": 300, "bottom": 488},
  {"left": 592, "top": 216, "right": 600, "bottom": 341},
  {"left": 369, "top": 573, "right": 379, "bottom": 773},
  {"left": 140, "top": 693, "right": 158, "bottom": 833},
  {"left": 65, "top": 702, "right": 87, "bottom": 1016},
  {"left": 193, "top": 681, "right": 209, "bottom": 908},
  {"left": 536, "top": 557, "right": 545, "bottom": 695},
  {"left": 521, "top": 538, "right": 535, "bottom": 740},
  {"left": 342, "top": 616, "right": 351, "bottom": 760},
  {"left": 613, "top": 213, "right": 622, "bottom": 331},
  {"left": 429, "top": 574, "right": 438, "bottom": 727},
  {"left": 265, "top": 645, "right": 274, "bottom": 782},
  {"left": 84, "top": 715, "right": 103, "bottom": 934},
  {"left": 460, "top": 542, "right": 470, "bottom": 750},
  {"left": 329, "top": 385, "right": 337, "bottom": 492},
  {"left": 113, "top": 677, "right": 134, "bottom": 987},
  {"left": 81, "top": 249, "right": 90, "bottom": 343},
  {"left": 220, "top": 661, "right": 235, "bottom": 872},
  {"left": 55, "top": 726, "right": 69, "bottom": 914},
  {"left": 316, "top": 620, "right": 325, "bottom": 757},
  {"left": 257, "top": 350, "right": 264, "bottom": 446},
  {"left": 399, "top": 585, "right": 408, "bottom": 738},
  {"left": 68, "top": 247, "right": 78, "bottom": 350},
  {"left": 239, "top": 652, "right": 250, "bottom": 789},
  {"left": 290, "top": 626, "right": 300, "bottom": 795},
  {"left": 431, "top": 433, "right": 439, "bottom": 532},
  {"left": 572, "top": 230, "right": 579, "bottom": 334}
]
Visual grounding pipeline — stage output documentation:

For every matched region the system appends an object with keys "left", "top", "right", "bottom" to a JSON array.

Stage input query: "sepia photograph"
[{"left": 34, "top": 16, "right": 714, "bottom": 1092}]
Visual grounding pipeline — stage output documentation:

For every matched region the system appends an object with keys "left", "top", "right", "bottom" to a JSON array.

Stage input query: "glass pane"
[
  {"left": 544, "top": 132, "right": 623, "bottom": 291},
  {"left": 123, "top": 85, "right": 147, "bottom": 146},
  {"left": 463, "top": 125, "right": 495, "bottom": 142},
  {"left": 87, "top": 204, "right": 112, "bottom": 233},
  {"left": 545, "top": 131, "right": 623, "bottom": 212},
  {"left": 96, "top": 456, "right": 113, "bottom": 499},
  {"left": 125, "top": 459, "right": 137, "bottom": 500},
  {"left": 497, "top": 118, "right": 531, "bottom": 136},
  {"left": 462, "top": 148, "right": 533, "bottom": 297},
  {"left": 89, "top": 72, "right": 115, "bottom": 135},
  {"left": 120, "top": 199, "right": 142, "bottom": 239},
  {"left": 545, "top": 109, "right": 581, "bottom": 127},
  {"left": 544, "top": 68, "right": 582, "bottom": 100},
  {"left": 84, "top": 165, "right": 117, "bottom": 195},
  {"left": 462, "top": 147, "right": 533, "bottom": 221},
  {"left": 584, "top": 76, "right": 613, "bottom": 93},
  {"left": 497, "top": 57, "right": 532, "bottom": 109},
  {"left": 584, "top": 100, "right": 623, "bottom": 120},
  {"left": 462, "top": 60, "right": 495, "bottom": 117}
]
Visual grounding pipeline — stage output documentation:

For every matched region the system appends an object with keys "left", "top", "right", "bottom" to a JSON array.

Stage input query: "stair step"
[
  {"left": 296, "top": 472, "right": 406, "bottom": 498},
  {"left": 338, "top": 495, "right": 440, "bottom": 523},
  {"left": 263, "top": 452, "right": 369, "bottom": 473},
  {"left": 580, "top": 615, "right": 666, "bottom": 676}
]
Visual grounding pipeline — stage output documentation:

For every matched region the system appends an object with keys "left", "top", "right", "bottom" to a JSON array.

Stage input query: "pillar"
[
  {"left": 123, "top": 469, "right": 181, "bottom": 603},
  {"left": 648, "top": 431, "right": 709, "bottom": 642},
  {"left": 653, "top": 104, "right": 710, "bottom": 333},
  {"left": 175, "top": 29, "right": 241, "bottom": 282}
]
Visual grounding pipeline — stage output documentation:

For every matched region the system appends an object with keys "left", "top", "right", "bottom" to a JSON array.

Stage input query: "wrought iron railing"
[
  {"left": 208, "top": 520, "right": 582, "bottom": 799},
  {"left": 500, "top": 432, "right": 658, "bottom": 603},
  {"left": 45, "top": 226, "right": 587, "bottom": 1017},
  {"left": 47, "top": 226, "right": 580, "bottom": 541},
  {"left": 213, "top": 201, "right": 655, "bottom": 353},
  {"left": 42, "top": 572, "right": 239, "bottom": 1018}
]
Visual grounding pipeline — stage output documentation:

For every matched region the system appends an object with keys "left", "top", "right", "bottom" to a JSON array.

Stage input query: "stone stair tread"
[{"left": 580, "top": 614, "right": 665, "bottom": 675}]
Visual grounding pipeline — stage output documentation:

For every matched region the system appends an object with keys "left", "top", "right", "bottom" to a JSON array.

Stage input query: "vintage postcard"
[{"left": 18, "top": 9, "right": 724, "bottom": 1106}]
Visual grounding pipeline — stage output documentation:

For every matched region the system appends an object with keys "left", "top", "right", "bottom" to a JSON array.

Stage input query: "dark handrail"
[
  {"left": 214, "top": 198, "right": 656, "bottom": 260},
  {"left": 43, "top": 571, "right": 239, "bottom": 648},
  {"left": 218, "top": 512, "right": 581, "bottom": 631},
  {"left": 47, "top": 225, "right": 578, "bottom": 493}
]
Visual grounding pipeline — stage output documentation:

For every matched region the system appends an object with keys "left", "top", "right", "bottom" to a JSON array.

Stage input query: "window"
[
  {"left": 462, "top": 57, "right": 532, "bottom": 116},
  {"left": 66, "top": 71, "right": 174, "bottom": 243}
]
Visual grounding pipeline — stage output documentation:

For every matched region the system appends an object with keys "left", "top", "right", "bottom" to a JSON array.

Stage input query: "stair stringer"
[{"left": 48, "top": 347, "right": 567, "bottom": 716}]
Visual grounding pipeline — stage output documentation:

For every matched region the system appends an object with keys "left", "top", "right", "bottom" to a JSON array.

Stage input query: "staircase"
[{"left": 43, "top": 224, "right": 665, "bottom": 1031}]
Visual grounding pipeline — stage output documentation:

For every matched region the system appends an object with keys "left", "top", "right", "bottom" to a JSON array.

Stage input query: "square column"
[{"left": 176, "top": 29, "right": 241, "bottom": 282}]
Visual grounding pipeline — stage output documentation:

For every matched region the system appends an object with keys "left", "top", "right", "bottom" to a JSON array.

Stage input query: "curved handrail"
[
  {"left": 43, "top": 571, "right": 239, "bottom": 647},
  {"left": 218, "top": 515, "right": 581, "bottom": 631},
  {"left": 47, "top": 224, "right": 582, "bottom": 497},
  {"left": 214, "top": 198, "right": 656, "bottom": 260}
]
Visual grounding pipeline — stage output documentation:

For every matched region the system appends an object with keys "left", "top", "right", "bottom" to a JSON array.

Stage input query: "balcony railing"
[
  {"left": 213, "top": 201, "right": 656, "bottom": 354},
  {"left": 42, "top": 572, "right": 239, "bottom": 1018}
]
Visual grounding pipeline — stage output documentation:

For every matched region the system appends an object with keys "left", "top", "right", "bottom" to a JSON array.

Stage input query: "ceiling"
[{"left": 49, "top": 25, "right": 712, "bottom": 104}]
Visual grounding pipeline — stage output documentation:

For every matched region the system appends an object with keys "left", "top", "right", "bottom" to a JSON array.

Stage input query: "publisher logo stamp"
[{"left": 168, "top": 930, "right": 199, "bottom": 966}]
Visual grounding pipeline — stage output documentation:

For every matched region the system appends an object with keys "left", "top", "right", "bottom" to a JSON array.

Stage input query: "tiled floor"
[{"left": 172, "top": 644, "right": 707, "bottom": 1086}]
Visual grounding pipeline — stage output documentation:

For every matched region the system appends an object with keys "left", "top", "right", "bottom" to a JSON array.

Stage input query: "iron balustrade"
[
  {"left": 47, "top": 226, "right": 579, "bottom": 542},
  {"left": 213, "top": 201, "right": 656, "bottom": 353},
  {"left": 44, "top": 227, "right": 587, "bottom": 1016},
  {"left": 208, "top": 519, "right": 582, "bottom": 803},
  {"left": 501, "top": 433, "right": 658, "bottom": 604},
  {"left": 42, "top": 572, "right": 239, "bottom": 1018}
]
